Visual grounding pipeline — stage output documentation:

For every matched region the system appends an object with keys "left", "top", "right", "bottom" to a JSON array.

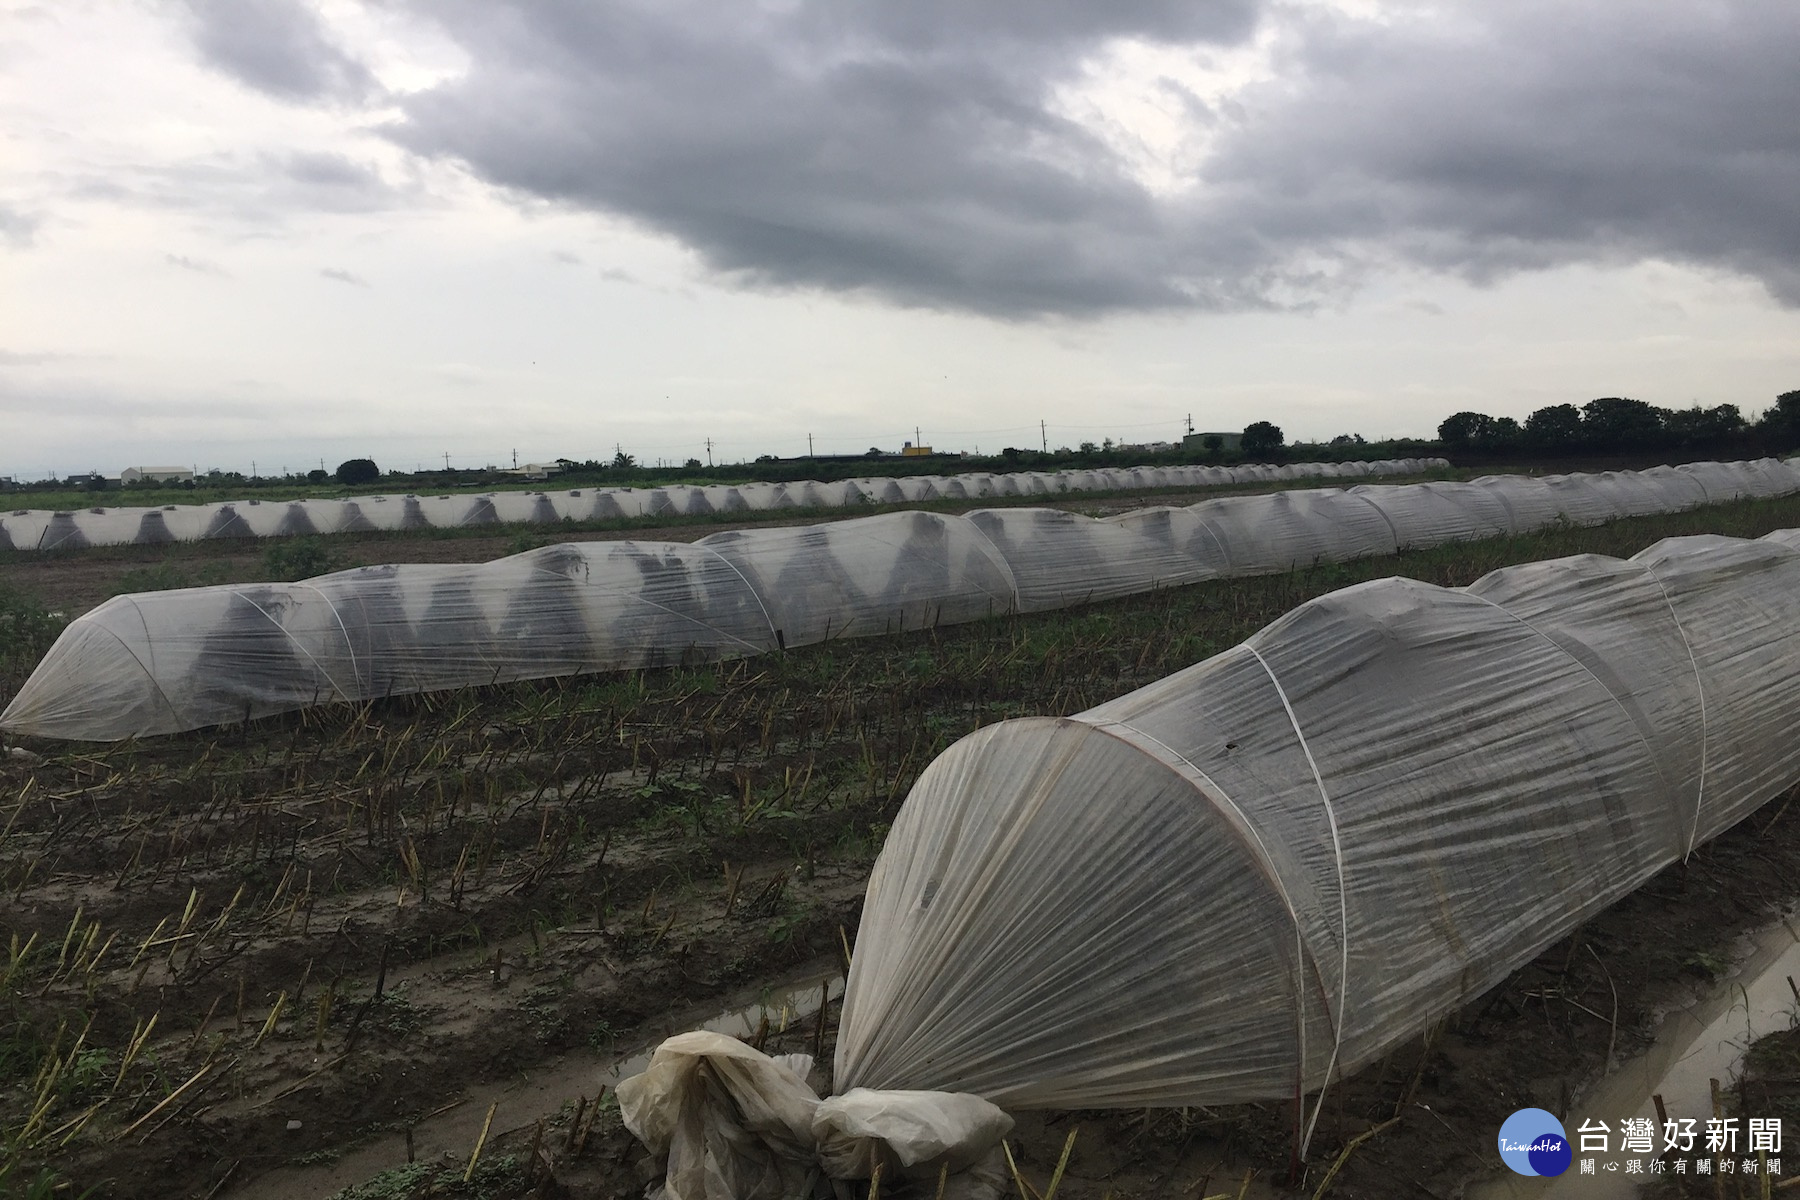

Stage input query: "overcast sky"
[{"left": 3, "top": 0, "right": 1798, "bottom": 478}]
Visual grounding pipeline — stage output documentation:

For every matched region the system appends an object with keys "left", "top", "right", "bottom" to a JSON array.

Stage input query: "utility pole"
[
  {"left": 512, "top": 448, "right": 518, "bottom": 468},
  {"left": 1186, "top": 413, "right": 1194, "bottom": 435},
  {"left": 808, "top": 433, "right": 814, "bottom": 458},
  {"left": 443, "top": 452, "right": 450, "bottom": 470},
  {"left": 705, "top": 438, "right": 714, "bottom": 466},
  {"left": 1040, "top": 420, "right": 1047, "bottom": 453}
]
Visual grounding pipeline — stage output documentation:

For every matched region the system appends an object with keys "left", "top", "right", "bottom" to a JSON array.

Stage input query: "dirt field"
[{"left": 4, "top": 494, "right": 1800, "bottom": 1200}]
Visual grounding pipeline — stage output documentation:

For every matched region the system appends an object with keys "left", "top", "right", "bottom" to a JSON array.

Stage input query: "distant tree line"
[
  {"left": 1438, "top": 392, "right": 1800, "bottom": 459},
  {"left": 15, "top": 390, "right": 1794, "bottom": 503}
]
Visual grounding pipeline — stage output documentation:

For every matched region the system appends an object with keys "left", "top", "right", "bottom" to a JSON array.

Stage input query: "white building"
[
  {"left": 120, "top": 466, "right": 195, "bottom": 484},
  {"left": 500, "top": 462, "right": 567, "bottom": 481}
]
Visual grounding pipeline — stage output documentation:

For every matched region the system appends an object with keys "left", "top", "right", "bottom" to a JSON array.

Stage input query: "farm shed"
[
  {"left": 621, "top": 528, "right": 1800, "bottom": 1195},
  {"left": 3, "top": 460, "right": 1798, "bottom": 742}
]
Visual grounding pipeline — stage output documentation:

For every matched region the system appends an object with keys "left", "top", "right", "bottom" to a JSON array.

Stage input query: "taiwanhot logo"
[{"left": 1498, "top": 1108, "right": 1573, "bottom": 1176}]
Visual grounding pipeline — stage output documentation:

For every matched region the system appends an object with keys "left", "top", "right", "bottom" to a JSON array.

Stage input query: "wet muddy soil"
[{"left": 5, "top": 494, "right": 1800, "bottom": 1200}]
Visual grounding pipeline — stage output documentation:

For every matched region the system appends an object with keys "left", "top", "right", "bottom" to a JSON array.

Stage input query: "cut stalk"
[{"left": 464, "top": 1101, "right": 498, "bottom": 1182}]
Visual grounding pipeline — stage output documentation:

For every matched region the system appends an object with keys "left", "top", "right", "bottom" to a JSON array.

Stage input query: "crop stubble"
[{"left": 4, "top": 494, "right": 1800, "bottom": 1199}]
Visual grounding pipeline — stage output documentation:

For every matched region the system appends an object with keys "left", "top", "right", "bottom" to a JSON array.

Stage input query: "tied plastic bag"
[
  {"left": 618, "top": 1031, "right": 1013, "bottom": 1200},
  {"left": 814, "top": 1090, "right": 1013, "bottom": 1200},
  {"left": 617, "top": 1032, "right": 822, "bottom": 1200}
]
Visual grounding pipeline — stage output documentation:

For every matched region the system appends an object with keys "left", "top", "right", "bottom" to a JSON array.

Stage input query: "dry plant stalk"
[
  {"left": 1001, "top": 1128, "right": 1078, "bottom": 1200},
  {"left": 251, "top": 991, "right": 287, "bottom": 1049},
  {"left": 115, "top": 1057, "right": 217, "bottom": 1142},
  {"left": 1310, "top": 1115, "right": 1401, "bottom": 1200},
  {"left": 464, "top": 1101, "right": 499, "bottom": 1182}
]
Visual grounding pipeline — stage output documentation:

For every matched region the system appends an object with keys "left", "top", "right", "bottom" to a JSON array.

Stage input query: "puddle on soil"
[
  {"left": 1470, "top": 913, "right": 1800, "bottom": 1200},
  {"left": 235, "top": 965, "right": 844, "bottom": 1200}
]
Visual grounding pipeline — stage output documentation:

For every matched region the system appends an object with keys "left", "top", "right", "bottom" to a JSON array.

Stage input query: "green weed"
[
  {"left": 110, "top": 561, "right": 232, "bottom": 596},
  {"left": 0, "top": 586, "right": 65, "bottom": 688},
  {"left": 261, "top": 537, "right": 340, "bottom": 582}
]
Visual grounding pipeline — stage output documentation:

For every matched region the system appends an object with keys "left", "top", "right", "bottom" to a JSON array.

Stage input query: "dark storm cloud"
[
  {"left": 1197, "top": 2, "right": 1800, "bottom": 304},
  {"left": 177, "top": 1, "right": 1800, "bottom": 317},
  {"left": 320, "top": 267, "right": 369, "bottom": 286},
  {"left": 182, "top": 0, "right": 377, "bottom": 102},
  {"left": 383, "top": 0, "right": 1263, "bottom": 317}
]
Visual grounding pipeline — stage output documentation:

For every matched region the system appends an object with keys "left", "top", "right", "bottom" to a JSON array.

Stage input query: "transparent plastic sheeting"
[
  {"left": 0, "top": 458, "right": 1446, "bottom": 551},
  {"left": 4, "top": 459, "right": 1799, "bottom": 741},
  {"left": 616, "top": 528, "right": 1800, "bottom": 1197},
  {"left": 834, "top": 529, "right": 1800, "bottom": 1116}
]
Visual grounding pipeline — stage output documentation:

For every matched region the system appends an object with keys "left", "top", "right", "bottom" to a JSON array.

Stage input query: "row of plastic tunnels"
[
  {"left": 0, "top": 458, "right": 1445, "bottom": 550},
  {"left": 2, "top": 456, "right": 1796, "bottom": 741}
]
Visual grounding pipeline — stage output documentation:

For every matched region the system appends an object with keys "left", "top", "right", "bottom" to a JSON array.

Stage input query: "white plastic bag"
[{"left": 619, "top": 1031, "right": 1013, "bottom": 1200}]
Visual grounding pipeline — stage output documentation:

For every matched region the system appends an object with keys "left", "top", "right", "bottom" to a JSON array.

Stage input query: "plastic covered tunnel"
[
  {"left": 0, "top": 457, "right": 1445, "bottom": 551},
  {"left": 833, "top": 529, "right": 1800, "bottom": 1112},
  {"left": 4, "top": 459, "right": 1798, "bottom": 741}
]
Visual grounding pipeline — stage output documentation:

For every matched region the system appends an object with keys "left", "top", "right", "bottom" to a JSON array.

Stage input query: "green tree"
[
  {"left": 1759, "top": 390, "right": 1800, "bottom": 448},
  {"left": 611, "top": 450, "right": 637, "bottom": 470},
  {"left": 1580, "top": 397, "right": 1667, "bottom": 450},
  {"left": 1437, "top": 411, "right": 1493, "bottom": 449},
  {"left": 1524, "top": 404, "right": 1584, "bottom": 449},
  {"left": 335, "top": 458, "right": 380, "bottom": 486},
  {"left": 1664, "top": 403, "right": 1744, "bottom": 446},
  {"left": 1481, "top": 416, "right": 1524, "bottom": 452},
  {"left": 1202, "top": 434, "right": 1224, "bottom": 455},
  {"left": 1240, "top": 421, "right": 1284, "bottom": 459}
]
